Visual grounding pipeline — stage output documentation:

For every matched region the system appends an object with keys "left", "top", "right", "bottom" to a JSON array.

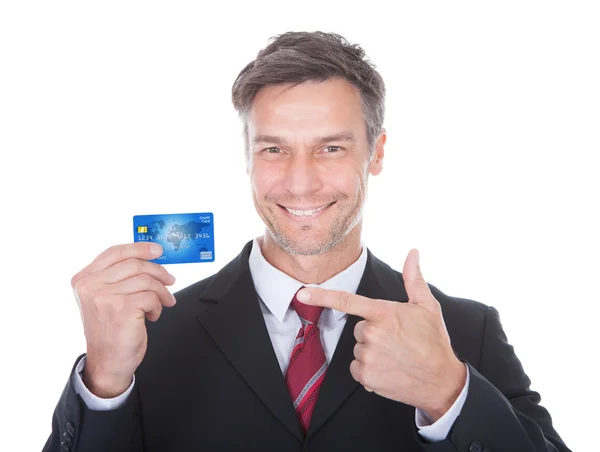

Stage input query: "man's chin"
[
  {"left": 281, "top": 244, "right": 330, "bottom": 256},
  {"left": 269, "top": 231, "right": 339, "bottom": 256}
]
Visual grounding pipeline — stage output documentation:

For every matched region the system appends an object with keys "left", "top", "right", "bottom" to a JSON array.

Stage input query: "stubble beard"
[{"left": 262, "top": 193, "right": 363, "bottom": 256}]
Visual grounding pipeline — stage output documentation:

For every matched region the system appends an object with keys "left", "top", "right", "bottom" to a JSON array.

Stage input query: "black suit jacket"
[{"left": 43, "top": 240, "right": 570, "bottom": 451}]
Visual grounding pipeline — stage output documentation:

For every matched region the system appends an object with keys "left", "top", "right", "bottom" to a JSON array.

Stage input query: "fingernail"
[
  {"left": 171, "top": 292, "right": 177, "bottom": 303},
  {"left": 169, "top": 272, "right": 176, "bottom": 282},
  {"left": 296, "top": 289, "right": 310, "bottom": 302},
  {"left": 150, "top": 243, "right": 163, "bottom": 256}
]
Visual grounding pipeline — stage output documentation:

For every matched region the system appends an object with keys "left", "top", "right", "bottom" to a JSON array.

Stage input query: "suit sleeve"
[
  {"left": 41, "top": 354, "right": 145, "bottom": 452},
  {"left": 420, "top": 306, "right": 571, "bottom": 452}
]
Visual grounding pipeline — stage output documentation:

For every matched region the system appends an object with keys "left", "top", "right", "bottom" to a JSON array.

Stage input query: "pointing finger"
[{"left": 297, "top": 287, "right": 389, "bottom": 320}]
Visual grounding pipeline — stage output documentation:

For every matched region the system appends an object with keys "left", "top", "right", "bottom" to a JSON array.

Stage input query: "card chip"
[{"left": 137, "top": 226, "right": 148, "bottom": 233}]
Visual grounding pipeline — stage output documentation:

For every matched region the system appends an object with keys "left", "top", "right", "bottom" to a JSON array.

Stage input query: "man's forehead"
[{"left": 247, "top": 79, "right": 366, "bottom": 142}]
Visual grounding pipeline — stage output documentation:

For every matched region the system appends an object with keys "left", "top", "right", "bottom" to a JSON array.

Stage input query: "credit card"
[{"left": 133, "top": 212, "right": 214, "bottom": 264}]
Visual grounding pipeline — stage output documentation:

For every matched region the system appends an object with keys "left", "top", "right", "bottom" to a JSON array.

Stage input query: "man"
[{"left": 43, "top": 31, "right": 570, "bottom": 451}]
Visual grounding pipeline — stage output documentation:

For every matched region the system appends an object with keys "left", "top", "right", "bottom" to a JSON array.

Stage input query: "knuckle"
[
  {"left": 92, "top": 289, "right": 113, "bottom": 307},
  {"left": 138, "top": 273, "right": 154, "bottom": 286},
  {"left": 128, "top": 258, "right": 144, "bottom": 274},
  {"left": 105, "top": 245, "right": 120, "bottom": 261},
  {"left": 374, "top": 305, "right": 388, "bottom": 320},
  {"left": 75, "top": 278, "right": 91, "bottom": 299},
  {"left": 370, "top": 305, "right": 382, "bottom": 319},
  {"left": 148, "top": 291, "right": 163, "bottom": 307},
  {"left": 146, "top": 290, "right": 160, "bottom": 303},
  {"left": 363, "top": 325, "right": 377, "bottom": 343},
  {"left": 338, "top": 292, "right": 352, "bottom": 313},
  {"left": 361, "top": 348, "right": 374, "bottom": 367},
  {"left": 154, "top": 285, "right": 170, "bottom": 300},
  {"left": 91, "top": 291, "right": 124, "bottom": 319},
  {"left": 354, "top": 319, "right": 367, "bottom": 337}
]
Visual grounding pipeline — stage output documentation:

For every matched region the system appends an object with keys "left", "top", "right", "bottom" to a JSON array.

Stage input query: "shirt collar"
[{"left": 248, "top": 237, "right": 368, "bottom": 322}]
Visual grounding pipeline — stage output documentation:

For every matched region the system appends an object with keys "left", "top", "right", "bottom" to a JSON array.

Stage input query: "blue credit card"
[{"left": 133, "top": 212, "right": 214, "bottom": 264}]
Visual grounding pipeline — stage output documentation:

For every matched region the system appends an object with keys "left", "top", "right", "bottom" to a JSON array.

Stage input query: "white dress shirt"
[{"left": 73, "top": 238, "right": 469, "bottom": 442}]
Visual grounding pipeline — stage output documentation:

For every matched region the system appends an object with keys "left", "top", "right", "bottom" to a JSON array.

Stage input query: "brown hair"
[{"left": 231, "top": 31, "right": 386, "bottom": 157}]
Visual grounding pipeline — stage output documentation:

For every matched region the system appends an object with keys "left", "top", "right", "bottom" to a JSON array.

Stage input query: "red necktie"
[{"left": 285, "top": 287, "right": 327, "bottom": 435}]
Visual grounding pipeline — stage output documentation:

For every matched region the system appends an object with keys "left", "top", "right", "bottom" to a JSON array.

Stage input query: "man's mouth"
[{"left": 278, "top": 201, "right": 336, "bottom": 217}]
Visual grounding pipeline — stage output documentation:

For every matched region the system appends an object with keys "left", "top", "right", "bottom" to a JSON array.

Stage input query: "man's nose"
[{"left": 283, "top": 152, "right": 323, "bottom": 197}]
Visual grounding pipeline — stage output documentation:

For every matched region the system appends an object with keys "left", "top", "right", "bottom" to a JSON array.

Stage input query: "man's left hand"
[{"left": 297, "top": 249, "right": 467, "bottom": 422}]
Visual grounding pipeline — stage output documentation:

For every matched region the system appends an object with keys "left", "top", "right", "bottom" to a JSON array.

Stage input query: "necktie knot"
[{"left": 291, "top": 287, "right": 324, "bottom": 325}]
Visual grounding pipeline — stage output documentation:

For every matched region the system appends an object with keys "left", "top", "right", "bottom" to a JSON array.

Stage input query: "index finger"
[
  {"left": 71, "top": 242, "right": 163, "bottom": 288},
  {"left": 297, "top": 287, "right": 389, "bottom": 320}
]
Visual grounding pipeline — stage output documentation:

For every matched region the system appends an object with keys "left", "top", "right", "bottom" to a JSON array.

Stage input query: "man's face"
[{"left": 247, "top": 77, "right": 384, "bottom": 256}]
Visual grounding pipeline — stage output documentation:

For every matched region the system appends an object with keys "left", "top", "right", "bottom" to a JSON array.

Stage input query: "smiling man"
[
  {"left": 248, "top": 78, "right": 378, "bottom": 273},
  {"left": 43, "top": 32, "right": 570, "bottom": 452}
]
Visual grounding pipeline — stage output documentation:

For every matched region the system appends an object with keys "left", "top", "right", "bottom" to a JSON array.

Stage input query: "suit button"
[
  {"left": 469, "top": 441, "right": 482, "bottom": 452},
  {"left": 65, "top": 421, "right": 75, "bottom": 436},
  {"left": 62, "top": 431, "right": 72, "bottom": 446},
  {"left": 60, "top": 441, "right": 70, "bottom": 452}
]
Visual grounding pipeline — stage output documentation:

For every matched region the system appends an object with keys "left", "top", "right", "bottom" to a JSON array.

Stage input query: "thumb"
[{"left": 402, "top": 249, "right": 433, "bottom": 304}]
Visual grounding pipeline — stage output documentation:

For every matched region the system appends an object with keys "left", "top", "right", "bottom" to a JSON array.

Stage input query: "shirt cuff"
[
  {"left": 415, "top": 363, "right": 470, "bottom": 442},
  {"left": 71, "top": 355, "right": 135, "bottom": 411}
]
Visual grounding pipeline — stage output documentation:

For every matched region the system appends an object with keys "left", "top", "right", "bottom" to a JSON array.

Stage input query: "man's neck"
[{"left": 259, "top": 226, "right": 363, "bottom": 285}]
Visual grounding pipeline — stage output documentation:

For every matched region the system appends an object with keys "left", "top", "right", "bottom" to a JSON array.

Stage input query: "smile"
[{"left": 279, "top": 202, "right": 336, "bottom": 218}]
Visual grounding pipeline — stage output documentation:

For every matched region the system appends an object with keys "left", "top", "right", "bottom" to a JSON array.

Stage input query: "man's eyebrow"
[
  {"left": 252, "top": 135, "right": 287, "bottom": 146},
  {"left": 252, "top": 131, "right": 357, "bottom": 146},
  {"left": 314, "top": 131, "right": 357, "bottom": 145}
]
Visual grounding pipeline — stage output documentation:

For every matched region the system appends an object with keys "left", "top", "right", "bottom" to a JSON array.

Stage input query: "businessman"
[{"left": 43, "top": 31, "right": 570, "bottom": 451}]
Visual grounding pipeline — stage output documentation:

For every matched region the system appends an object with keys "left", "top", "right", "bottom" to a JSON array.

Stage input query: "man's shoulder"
[{"left": 428, "top": 282, "right": 489, "bottom": 319}]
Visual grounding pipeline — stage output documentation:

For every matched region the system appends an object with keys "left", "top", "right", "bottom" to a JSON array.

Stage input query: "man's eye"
[
  {"left": 265, "top": 147, "right": 281, "bottom": 154},
  {"left": 324, "top": 146, "right": 342, "bottom": 153}
]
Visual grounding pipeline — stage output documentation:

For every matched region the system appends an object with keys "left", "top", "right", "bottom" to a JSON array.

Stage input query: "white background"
[{"left": 1, "top": 1, "right": 598, "bottom": 450}]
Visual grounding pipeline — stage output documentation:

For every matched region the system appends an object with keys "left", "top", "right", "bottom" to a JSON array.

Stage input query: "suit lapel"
[
  {"left": 196, "top": 241, "right": 304, "bottom": 441},
  {"left": 306, "top": 249, "right": 410, "bottom": 440}
]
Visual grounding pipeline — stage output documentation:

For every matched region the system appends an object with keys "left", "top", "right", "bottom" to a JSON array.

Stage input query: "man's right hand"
[{"left": 71, "top": 242, "right": 177, "bottom": 398}]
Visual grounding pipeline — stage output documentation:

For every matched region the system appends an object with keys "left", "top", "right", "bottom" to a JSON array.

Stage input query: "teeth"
[{"left": 285, "top": 204, "right": 330, "bottom": 216}]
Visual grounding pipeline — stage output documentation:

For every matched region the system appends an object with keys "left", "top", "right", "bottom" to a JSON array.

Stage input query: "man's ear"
[{"left": 369, "top": 128, "right": 386, "bottom": 176}]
